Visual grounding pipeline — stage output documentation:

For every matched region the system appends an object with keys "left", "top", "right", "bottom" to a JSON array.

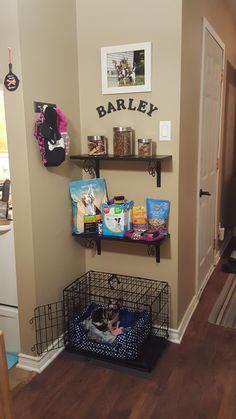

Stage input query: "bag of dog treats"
[
  {"left": 69, "top": 178, "right": 108, "bottom": 234},
  {"left": 146, "top": 198, "right": 170, "bottom": 235},
  {"left": 132, "top": 206, "right": 147, "bottom": 231}
]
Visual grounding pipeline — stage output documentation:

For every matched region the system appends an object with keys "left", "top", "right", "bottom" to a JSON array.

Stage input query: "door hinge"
[{"left": 216, "top": 157, "right": 220, "bottom": 171}]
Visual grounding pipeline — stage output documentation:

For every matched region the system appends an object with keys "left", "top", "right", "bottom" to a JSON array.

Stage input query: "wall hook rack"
[{"left": 33, "top": 101, "right": 57, "bottom": 113}]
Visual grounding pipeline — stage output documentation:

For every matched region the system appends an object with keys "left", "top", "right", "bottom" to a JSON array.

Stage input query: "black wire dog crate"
[{"left": 31, "top": 271, "right": 169, "bottom": 371}]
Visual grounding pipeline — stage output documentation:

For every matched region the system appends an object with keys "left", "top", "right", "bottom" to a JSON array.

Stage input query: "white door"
[{"left": 197, "top": 20, "right": 224, "bottom": 292}]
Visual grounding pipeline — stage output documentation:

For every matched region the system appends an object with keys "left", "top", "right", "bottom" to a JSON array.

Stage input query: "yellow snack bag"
[{"left": 132, "top": 206, "right": 147, "bottom": 231}]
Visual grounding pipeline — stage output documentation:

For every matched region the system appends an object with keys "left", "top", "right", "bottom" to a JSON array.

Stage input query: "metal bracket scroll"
[
  {"left": 83, "top": 159, "right": 100, "bottom": 178},
  {"left": 148, "top": 159, "right": 161, "bottom": 187},
  {"left": 81, "top": 238, "right": 96, "bottom": 249},
  {"left": 83, "top": 159, "right": 96, "bottom": 177},
  {"left": 80, "top": 237, "right": 101, "bottom": 255}
]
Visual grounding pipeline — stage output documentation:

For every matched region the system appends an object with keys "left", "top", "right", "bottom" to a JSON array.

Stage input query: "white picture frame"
[{"left": 101, "top": 42, "right": 151, "bottom": 94}]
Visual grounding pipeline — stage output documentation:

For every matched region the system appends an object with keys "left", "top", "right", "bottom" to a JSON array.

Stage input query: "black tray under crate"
[{"left": 66, "top": 335, "right": 169, "bottom": 373}]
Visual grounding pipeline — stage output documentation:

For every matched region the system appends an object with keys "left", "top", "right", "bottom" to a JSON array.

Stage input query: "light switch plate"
[{"left": 159, "top": 121, "right": 171, "bottom": 141}]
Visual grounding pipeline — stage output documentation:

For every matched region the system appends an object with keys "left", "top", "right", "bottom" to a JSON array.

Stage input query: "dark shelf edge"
[
  {"left": 70, "top": 154, "right": 172, "bottom": 161},
  {"left": 72, "top": 233, "right": 170, "bottom": 246}
]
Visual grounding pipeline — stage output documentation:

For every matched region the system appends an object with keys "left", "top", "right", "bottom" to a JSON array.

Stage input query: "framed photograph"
[{"left": 101, "top": 42, "right": 151, "bottom": 94}]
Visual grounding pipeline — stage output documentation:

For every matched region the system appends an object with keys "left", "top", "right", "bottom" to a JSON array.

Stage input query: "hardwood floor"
[
  {"left": 9, "top": 367, "right": 35, "bottom": 393},
  {"left": 12, "top": 251, "right": 236, "bottom": 419}
]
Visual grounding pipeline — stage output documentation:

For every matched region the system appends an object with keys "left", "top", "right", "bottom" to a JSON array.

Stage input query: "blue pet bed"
[{"left": 69, "top": 303, "right": 151, "bottom": 360}]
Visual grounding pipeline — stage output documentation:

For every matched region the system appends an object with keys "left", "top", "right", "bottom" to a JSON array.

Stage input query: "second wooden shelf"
[{"left": 73, "top": 232, "right": 170, "bottom": 263}]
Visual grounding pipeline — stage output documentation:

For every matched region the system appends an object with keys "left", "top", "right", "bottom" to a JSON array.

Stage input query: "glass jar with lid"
[
  {"left": 113, "top": 127, "right": 133, "bottom": 156},
  {"left": 87, "top": 135, "right": 107, "bottom": 155},
  {"left": 137, "top": 138, "right": 152, "bottom": 157}
]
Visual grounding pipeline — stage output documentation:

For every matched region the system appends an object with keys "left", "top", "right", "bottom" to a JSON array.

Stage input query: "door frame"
[{"left": 195, "top": 17, "right": 225, "bottom": 296}]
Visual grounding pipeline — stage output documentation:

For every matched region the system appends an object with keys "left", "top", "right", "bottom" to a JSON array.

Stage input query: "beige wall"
[
  {"left": 179, "top": 0, "right": 236, "bottom": 322},
  {"left": 76, "top": 0, "right": 182, "bottom": 328},
  {"left": 0, "top": 0, "right": 85, "bottom": 354}
]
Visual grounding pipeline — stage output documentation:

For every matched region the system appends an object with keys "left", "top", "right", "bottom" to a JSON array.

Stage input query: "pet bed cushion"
[{"left": 69, "top": 303, "right": 151, "bottom": 360}]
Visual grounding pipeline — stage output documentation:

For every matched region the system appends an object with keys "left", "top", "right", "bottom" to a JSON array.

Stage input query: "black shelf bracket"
[
  {"left": 96, "top": 238, "right": 101, "bottom": 255},
  {"left": 147, "top": 244, "right": 160, "bottom": 263},
  {"left": 148, "top": 159, "right": 161, "bottom": 187},
  {"left": 95, "top": 159, "right": 100, "bottom": 178},
  {"left": 80, "top": 237, "right": 96, "bottom": 250},
  {"left": 83, "top": 158, "right": 100, "bottom": 178},
  {"left": 155, "top": 245, "right": 160, "bottom": 263},
  {"left": 78, "top": 236, "right": 101, "bottom": 255}
]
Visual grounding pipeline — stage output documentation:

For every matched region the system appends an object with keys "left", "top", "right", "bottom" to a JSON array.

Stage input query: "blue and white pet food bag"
[
  {"left": 102, "top": 201, "right": 133, "bottom": 237},
  {"left": 69, "top": 178, "right": 108, "bottom": 234},
  {"left": 146, "top": 198, "right": 170, "bottom": 235}
]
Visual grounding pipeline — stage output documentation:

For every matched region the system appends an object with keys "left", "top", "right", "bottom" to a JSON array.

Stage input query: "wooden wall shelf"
[
  {"left": 70, "top": 154, "right": 172, "bottom": 187},
  {"left": 72, "top": 233, "right": 170, "bottom": 263}
]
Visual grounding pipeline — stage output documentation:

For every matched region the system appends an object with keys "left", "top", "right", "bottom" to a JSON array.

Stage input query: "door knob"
[{"left": 199, "top": 189, "right": 211, "bottom": 198}]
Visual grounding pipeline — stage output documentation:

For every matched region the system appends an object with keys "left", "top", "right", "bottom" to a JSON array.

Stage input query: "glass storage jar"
[
  {"left": 87, "top": 135, "right": 107, "bottom": 155},
  {"left": 113, "top": 127, "right": 133, "bottom": 156},
  {"left": 137, "top": 138, "right": 152, "bottom": 157}
]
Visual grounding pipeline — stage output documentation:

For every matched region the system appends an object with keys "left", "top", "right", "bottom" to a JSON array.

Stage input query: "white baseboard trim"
[
  {"left": 197, "top": 231, "right": 231, "bottom": 301},
  {"left": 197, "top": 264, "right": 215, "bottom": 300},
  {"left": 168, "top": 294, "right": 199, "bottom": 344},
  {"left": 168, "top": 327, "right": 179, "bottom": 343},
  {"left": 215, "top": 229, "right": 232, "bottom": 265},
  {"left": 17, "top": 345, "right": 64, "bottom": 373}
]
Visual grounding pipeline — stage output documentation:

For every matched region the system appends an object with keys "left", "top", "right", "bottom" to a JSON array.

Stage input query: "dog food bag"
[
  {"left": 69, "top": 178, "right": 108, "bottom": 234},
  {"left": 146, "top": 198, "right": 170, "bottom": 235}
]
